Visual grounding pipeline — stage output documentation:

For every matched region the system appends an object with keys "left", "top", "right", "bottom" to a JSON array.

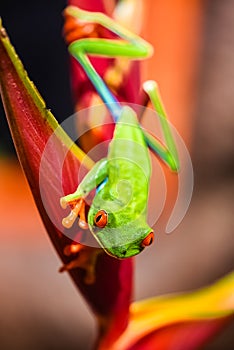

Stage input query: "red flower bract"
[{"left": 0, "top": 19, "right": 133, "bottom": 348}]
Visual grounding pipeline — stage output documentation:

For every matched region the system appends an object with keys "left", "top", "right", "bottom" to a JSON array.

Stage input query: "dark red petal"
[
  {"left": 0, "top": 18, "right": 133, "bottom": 346},
  {"left": 128, "top": 318, "right": 231, "bottom": 350}
]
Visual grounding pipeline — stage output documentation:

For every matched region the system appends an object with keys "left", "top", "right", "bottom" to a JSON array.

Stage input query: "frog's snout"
[{"left": 110, "top": 245, "right": 144, "bottom": 259}]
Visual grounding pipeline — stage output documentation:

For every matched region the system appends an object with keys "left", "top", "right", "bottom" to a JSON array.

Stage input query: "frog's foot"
[
  {"left": 60, "top": 196, "right": 88, "bottom": 230},
  {"left": 59, "top": 244, "right": 102, "bottom": 284}
]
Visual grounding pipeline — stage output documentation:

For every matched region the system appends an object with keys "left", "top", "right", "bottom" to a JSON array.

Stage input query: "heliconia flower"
[
  {"left": 0, "top": 19, "right": 133, "bottom": 347},
  {"left": 108, "top": 271, "right": 234, "bottom": 350},
  {"left": 1, "top": 2, "right": 234, "bottom": 349}
]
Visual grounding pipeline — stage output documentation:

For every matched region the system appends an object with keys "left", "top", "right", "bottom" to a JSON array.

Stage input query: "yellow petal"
[{"left": 111, "top": 271, "right": 234, "bottom": 349}]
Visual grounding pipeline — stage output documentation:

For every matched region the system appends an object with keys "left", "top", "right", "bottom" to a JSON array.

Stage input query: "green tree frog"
[{"left": 60, "top": 6, "right": 179, "bottom": 259}]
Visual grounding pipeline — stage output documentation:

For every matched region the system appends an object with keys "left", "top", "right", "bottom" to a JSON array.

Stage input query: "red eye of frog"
[
  {"left": 141, "top": 231, "right": 154, "bottom": 247},
  {"left": 94, "top": 210, "right": 108, "bottom": 228}
]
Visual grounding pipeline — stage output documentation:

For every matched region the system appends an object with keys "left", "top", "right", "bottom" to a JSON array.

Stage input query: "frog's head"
[{"left": 88, "top": 206, "right": 154, "bottom": 259}]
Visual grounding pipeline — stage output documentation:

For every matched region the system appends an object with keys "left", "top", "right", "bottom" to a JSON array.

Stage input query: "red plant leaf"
[{"left": 0, "top": 20, "right": 133, "bottom": 346}]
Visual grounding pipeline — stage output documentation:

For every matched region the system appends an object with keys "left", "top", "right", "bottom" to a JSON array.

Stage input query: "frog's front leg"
[
  {"left": 60, "top": 197, "right": 88, "bottom": 229},
  {"left": 60, "top": 158, "right": 108, "bottom": 229},
  {"left": 59, "top": 244, "right": 103, "bottom": 284}
]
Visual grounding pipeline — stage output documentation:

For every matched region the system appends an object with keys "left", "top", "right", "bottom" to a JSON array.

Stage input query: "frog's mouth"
[{"left": 103, "top": 245, "right": 144, "bottom": 259}]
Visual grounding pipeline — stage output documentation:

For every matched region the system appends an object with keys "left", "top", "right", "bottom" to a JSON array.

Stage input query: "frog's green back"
[
  {"left": 88, "top": 107, "right": 153, "bottom": 258},
  {"left": 109, "top": 106, "right": 147, "bottom": 152},
  {"left": 108, "top": 106, "right": 151, "bottom": 179}
]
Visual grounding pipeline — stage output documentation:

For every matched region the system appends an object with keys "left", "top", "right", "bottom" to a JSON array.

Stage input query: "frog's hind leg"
[
  {"left": 64, "top": 5, "right": 153, "bottom": 122},
  {"left": 142, "top": 80, "right": 180, "bottom": 172}
]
